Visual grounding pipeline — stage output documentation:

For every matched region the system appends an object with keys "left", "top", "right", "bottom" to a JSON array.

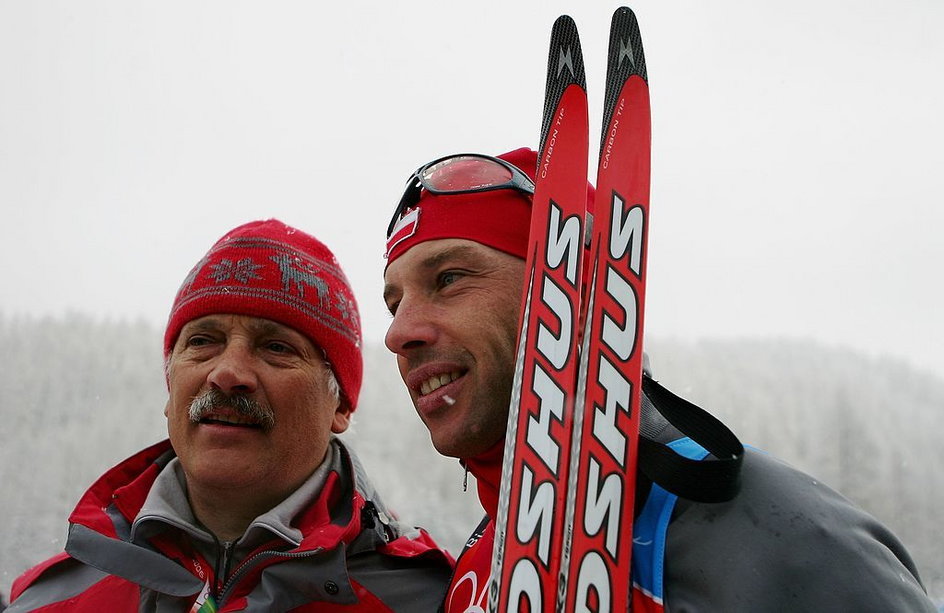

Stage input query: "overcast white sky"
[{"left": 2, "top": 1, "right": 942, "bottom": 379}]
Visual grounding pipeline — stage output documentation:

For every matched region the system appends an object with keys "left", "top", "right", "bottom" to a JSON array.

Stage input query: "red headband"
[{"left": 385, "top": 148, "right": 539, "bottom": 264}]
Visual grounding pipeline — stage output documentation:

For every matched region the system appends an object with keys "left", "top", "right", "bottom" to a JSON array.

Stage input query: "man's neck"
[
  {"left": 186, "top": 485, "right": 288, "bottom": 542},
  {"left": 180, "top": 445, "right": 336, "bottom": 543}
]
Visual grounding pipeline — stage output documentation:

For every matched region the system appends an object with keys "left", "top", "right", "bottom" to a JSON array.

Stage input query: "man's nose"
[
  {"left": 384, "top": 297, "right": 438, "bottom": 355},
  {"left": 207, "top": 342, "right": 259, "bottom": 394}
]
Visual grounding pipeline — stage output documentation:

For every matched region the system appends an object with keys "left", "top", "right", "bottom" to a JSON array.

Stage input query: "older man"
[
  {"left": 382, "top": 148, "right": 936, "bottom": 611},
  {"left": 9, "top": 219, "right": 452, "bottom": 612}
]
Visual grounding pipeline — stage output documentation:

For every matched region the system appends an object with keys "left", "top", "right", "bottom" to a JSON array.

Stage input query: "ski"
[
  {"left": 560, "top": 7, "right": 651, "bottom": 611},
  {"left": 489, "top": 14, "right": 589, "bottom": 612}
]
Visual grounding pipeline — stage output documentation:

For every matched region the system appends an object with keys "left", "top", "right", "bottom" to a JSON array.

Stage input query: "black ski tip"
[
  {"left": 609, "top": 6, "right": 647, "bottom": 83},
  {"left": 598, "top": 6, "right": 649, "bottom": 158},
  {"left": 553, "top": 14, "right": 575, "bottom": 28},
  {"left": 539, "top": 13, "right": 587, "bottom": 158},
  {"left": 547, "top": 14, "right": 587, "bottom": 90}
]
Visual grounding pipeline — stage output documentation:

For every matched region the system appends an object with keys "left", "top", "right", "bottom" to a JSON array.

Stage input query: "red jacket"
[{"left": 10, "top": 439, "right": 453, "bottom": 612}]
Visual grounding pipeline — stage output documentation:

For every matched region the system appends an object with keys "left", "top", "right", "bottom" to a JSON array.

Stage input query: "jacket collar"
[
  {"left": 65, "top": 438, "right": 377, "bottom": 566},
  {"left": 462, "top": 440, "right": 505, "bottom": 519},
  {"left": 131, "top": 442, "right": 338, "bottom": 551}
]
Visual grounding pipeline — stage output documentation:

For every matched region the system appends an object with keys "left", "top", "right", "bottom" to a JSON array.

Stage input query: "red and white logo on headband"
[{"left": 385, "top": 207, "right": 420, "bottom": 259}]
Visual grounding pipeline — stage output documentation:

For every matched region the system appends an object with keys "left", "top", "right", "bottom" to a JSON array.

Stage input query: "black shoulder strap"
[
  {"left": 438, "top": 514, "right": 492, "bottom": 613},
  {"left": 460, "top": 514, "right": 491, "bottom": 556},
  {"left": 638, "top": 377, "right": 744, "bottom": 503}
]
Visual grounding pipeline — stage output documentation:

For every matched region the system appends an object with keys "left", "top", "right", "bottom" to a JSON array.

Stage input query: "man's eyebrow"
[
  {"left": 181, "top": 317, "right": 298, "bottom": 339},
  {"left": 181, "top": 318, "right": 222, "bottom": 333},
  {"left": 246, "top": 318, "right": 284, "bottom": 335},
  {"left": 419, "top": 244, "right": 480, "bottom": 270}
]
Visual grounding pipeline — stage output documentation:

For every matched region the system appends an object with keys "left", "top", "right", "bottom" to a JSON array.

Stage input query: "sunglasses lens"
[{"left": 421, "top": 156, "right": 514, "bottom": 192}]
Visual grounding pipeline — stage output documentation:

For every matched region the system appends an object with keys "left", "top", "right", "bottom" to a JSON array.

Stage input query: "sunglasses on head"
[{"left": 387, "top": 153, "right": 535, "bottom": 238}]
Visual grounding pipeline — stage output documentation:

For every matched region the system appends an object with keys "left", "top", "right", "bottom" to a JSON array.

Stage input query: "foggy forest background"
[{"left": 1, "top": 313, "right": 942, "bottom": 605}]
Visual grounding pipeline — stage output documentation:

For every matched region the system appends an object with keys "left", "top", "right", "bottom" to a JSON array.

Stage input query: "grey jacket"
[{"left": 8, "top": 437, "right": 453, "bottom": 612}]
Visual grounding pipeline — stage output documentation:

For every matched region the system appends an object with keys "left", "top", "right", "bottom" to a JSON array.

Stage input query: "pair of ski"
[{"left": 491, "top": 7, "right": 650, "bottom": 612}]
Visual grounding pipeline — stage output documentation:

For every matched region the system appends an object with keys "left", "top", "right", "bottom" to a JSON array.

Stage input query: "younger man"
[{"left": 382, "top": 149, "right": 935, "bottom": 611}]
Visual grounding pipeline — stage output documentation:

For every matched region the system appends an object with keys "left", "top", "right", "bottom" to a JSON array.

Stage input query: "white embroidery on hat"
[
  {"left": 268, "top": 253, "right": 331, "bottom": 307},
  {"left": 209, "top": 258, "right": 264, "bottom": 284}
]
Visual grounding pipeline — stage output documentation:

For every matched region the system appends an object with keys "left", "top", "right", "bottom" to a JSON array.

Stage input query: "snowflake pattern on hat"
[{"left": 209, "top": 258, "right": 264, "bottom": 284}]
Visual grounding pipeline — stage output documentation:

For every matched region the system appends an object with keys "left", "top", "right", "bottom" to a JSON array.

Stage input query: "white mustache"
[{"left": 188, "top": 389, "right": 275, "bottom": 432}]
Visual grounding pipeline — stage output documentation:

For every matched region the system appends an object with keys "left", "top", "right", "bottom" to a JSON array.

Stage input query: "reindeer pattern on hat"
[
  {"left": 269, "top": 253, "right": 330, "bottom": 307},
  {"left": 169, "top": 234, "right": 360, "bottom": 344}
]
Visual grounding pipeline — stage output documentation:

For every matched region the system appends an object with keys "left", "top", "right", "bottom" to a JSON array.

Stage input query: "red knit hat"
[
  {"left": 164, "top": 219, "right": 362, "bottom": 411},
  {"left": 385, "top": 148, "right": 538, "bottom": 264}
]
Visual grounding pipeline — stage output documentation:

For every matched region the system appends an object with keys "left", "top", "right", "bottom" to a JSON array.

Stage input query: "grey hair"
[{"left": 324, "top": 361, "right": 341, "bottom": 406}]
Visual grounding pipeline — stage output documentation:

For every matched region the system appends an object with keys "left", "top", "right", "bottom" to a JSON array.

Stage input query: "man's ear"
[{"left": 331, "top": 406, "right": 352, "bottom": 434}]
